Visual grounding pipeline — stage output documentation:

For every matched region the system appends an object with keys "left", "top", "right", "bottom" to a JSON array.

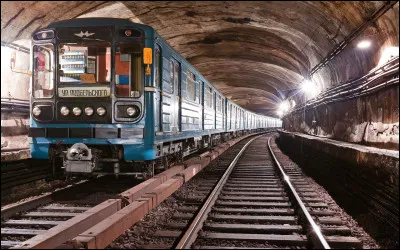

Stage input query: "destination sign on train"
[{"left": 58, "top": 87, "right": 111, "bottom": 97}]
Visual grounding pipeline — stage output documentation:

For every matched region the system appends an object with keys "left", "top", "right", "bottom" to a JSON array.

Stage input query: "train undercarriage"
[{"left": 48, "top": 130, "right": 260, "bottom": 180}]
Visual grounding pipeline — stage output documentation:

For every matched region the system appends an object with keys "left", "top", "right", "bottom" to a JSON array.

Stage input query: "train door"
[{"left": 170, "top": 58, "right": 181, "bottom": 132}]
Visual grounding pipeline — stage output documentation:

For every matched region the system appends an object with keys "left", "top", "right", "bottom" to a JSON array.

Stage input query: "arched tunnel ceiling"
[{"left": 1, "top": 1, "right": 396, "bottom": 117}]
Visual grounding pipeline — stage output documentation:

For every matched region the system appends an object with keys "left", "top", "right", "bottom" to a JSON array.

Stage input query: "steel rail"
[
  {"left": 175, "top": 134, "right": 263, "bottom": 249},
  {"left": 267, "top": 136, "right": 330, "bottom": 249},
  {"left": 1, "top": 179, "right": 88, "bottom": 220}
]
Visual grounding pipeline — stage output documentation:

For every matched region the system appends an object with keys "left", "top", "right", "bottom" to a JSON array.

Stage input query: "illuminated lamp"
[
  {"left": 378, "top": 46, "right": 399, "bottom": 66},
  {"left": 125, "top": 30, "right": 132, "bottom": 37},
  {"left": 357, "top": 40, "right": 371, "bottom": 49}
]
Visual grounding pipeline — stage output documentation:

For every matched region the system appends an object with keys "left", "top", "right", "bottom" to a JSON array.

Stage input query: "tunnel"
[{"left": 1, "top": 1, "right": 399, "bottom": 249}]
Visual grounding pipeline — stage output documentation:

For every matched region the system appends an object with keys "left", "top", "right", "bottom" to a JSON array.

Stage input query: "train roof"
[{"left": 47, "top": 18, "right": 151, "bottom": 29}]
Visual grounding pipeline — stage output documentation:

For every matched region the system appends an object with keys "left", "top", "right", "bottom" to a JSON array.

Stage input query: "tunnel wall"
[
  {"left": 311, "top": 2, "right": 399, "bottom": 93},
  {"left": 282, "top": 83, "right": 399, "bottom": 150},
  {"left": 1, "top": 45, "right": 30, "bottom": 160},
  {"left": 277, "top": 131, "right": 399, "bottom": 248},
  {"left": 283, "top": 3, "right": 399, "bottom": 151},
  {"left": 1, "top": 45, "right": 31, "bottom": 100}
]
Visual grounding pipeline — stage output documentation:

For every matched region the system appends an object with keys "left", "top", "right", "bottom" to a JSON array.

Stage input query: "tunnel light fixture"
[
  {"left": 291, "top": 100, "right": 296, "bottom": 108},
  {"left": 277, "top": 100, "right": 290, "bottom": 117},
  {"left": 378, "top": 46, "right": 399, "bottom": 67},
  {"left": 301, "top": 80, "right": 314, "bottom": 93},
  {"left": 301, "top": 80, "right": 318, "bottom": 98},
  {"left": 279, "top": 101, "right": 290, "bottom": 113},
  {"left": 357, "top": 40, "right": 371, "bottom": 49}
]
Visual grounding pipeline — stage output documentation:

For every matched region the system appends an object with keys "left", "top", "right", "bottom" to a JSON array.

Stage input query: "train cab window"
[
  {"left": 33, "top": 44, "right": 54, "bottom": 98},
  {"left": 115, "top": 43, "right": 143, "bottom": 97},
  {"left": 186, "top": 70, "right": 196, "bottom": 101},
  {"left": 205, "top": 86, "right": 213, "bottom": 109}
]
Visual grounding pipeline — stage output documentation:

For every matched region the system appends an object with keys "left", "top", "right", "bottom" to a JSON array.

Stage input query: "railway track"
[
  {"left": 1, "top": 133, "right": 258, "bottom": 249},
  {"left": 142, "top": 134, "right": 363, "bottom": 249},
  {"left": 1, "top": 159, "right": 55, "bottom": 191},
  {"left": 1, "top": 133, "right": 369, "bottom": 249},
  {"left": 1, "top": 176, "right": 139, "bottom": 249}
]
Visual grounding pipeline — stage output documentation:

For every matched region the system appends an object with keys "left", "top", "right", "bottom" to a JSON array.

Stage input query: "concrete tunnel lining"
[{"left": 1, "top": 1, "right": 398, "bottom": 117}]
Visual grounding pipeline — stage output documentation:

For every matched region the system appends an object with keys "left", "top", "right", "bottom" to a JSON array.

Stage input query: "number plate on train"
[{"left": 58, "top": 87, "right": 111, "bottom": 97}]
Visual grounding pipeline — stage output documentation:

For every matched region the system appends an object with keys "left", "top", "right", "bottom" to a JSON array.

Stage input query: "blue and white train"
[{"left": 29, "top": 18, "right": 281, "bottom": 178}]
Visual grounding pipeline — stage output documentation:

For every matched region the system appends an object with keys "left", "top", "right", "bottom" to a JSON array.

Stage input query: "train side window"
[
  {"left": 115, "top": 43, "right": 143, "bottom": 97},
  {"left": 205, "top": 86, "right": 213, "bottom": 108},
  {"left": 216, "top": 95, "right": 222, "bottom": 112},
  {"left": 186, "top": 70, "right": 196, "bottom": 101},
  {"left": 168, "top": 60, "right": 175, "bottom": 94},
  {"left": 213, "top": 92, "right": 216, "bottom": 110},
  {"left": 174, "top": 61, "right": 180, "bottom": 91},
  {"left": 155, "top": 46, "right": 161, "bottom": 88},
  {"left": 199, "top": 80, "right": 204, "bottom": 104}
]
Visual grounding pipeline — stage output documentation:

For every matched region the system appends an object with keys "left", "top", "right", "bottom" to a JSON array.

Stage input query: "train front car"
[{"left": 29, "top": 18, "right": 157, "bottom": 178}]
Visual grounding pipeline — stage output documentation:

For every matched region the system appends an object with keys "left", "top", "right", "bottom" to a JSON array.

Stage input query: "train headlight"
[
  {"left": 32, "top": 106, "right": 41, "bottom": 117},
  {"left": 96, "top": 107, "right": 106, "bottom": 116},
  {"left": 126, "top": 106, "right": 139, "bottom": 117},
  {"left": 72, "top": 107, "right": 82, "bottom": 116},
  {"left": 60, "top": 106, "right": 70, "bottom": 116},
  {"left": 84, "top": 107, "right": 94, "bottom": 116}
]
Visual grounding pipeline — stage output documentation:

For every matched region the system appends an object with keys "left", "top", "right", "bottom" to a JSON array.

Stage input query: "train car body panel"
[{"left": 28, "top": 18, "right": 281, "bottom": 177}]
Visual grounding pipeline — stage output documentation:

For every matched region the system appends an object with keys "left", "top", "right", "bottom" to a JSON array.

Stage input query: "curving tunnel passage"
[
  {"left": 1, "top": 1, "right": 399, "bottom": 248},
  {"left": 1, "top": 1, "right": 398, "bottom": 115}
]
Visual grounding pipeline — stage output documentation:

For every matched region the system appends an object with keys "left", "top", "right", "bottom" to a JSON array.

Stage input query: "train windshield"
[{"left": 58, "top": 41, "right": 111, "bottom": 86}]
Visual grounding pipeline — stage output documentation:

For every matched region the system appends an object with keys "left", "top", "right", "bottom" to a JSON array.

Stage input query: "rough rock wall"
[
  {"left": 283, "top": 84, "right": 399, "bottom": 150},
  {"left": 1, "top": 45, "right": 30, "bottom": 100},
  {"left": 277, "top": 132, "right": 399, "bottom": 248},
  {"left": 282, "top": 2, "right": 399, "bottom": 150},
  {"left": 1, "top": 45, "right": 31, "bottom": 160},
  {"left": 310, "top": 2, "right": 399, "bottom": 93},
  {"left": 1, "top": 1, "right": 398, "bottom": 117}
]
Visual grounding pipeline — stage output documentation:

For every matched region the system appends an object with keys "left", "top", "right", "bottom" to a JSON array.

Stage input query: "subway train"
[{"left": 28, "top": 18, "right": 282, "bottom": 178}]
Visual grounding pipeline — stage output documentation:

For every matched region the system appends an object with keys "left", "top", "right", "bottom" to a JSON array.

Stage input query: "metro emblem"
[{"left": 74, "top": 31, "right": 95, "bottom": 38}]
